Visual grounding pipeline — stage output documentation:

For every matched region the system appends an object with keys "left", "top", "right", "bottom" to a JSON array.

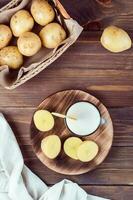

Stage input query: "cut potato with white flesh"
[
  {"left": 77, "top": 141, "right": 99, "bottom": 162},
  {"left": 0, "top": 46, "right": 23, "bottom": 69},
  {"left": 101, "top": 26, "right": 132, "bottom": 53},
  {"left": 0, "top": 24, "right": 12, "bottom": 49},
  {"left": 33, "top": 110, "right": 54, "bottom": 132},
  {"left": 10, "top": 10, "right": 34, "bottom": 37},
  {"left": 64, "top": 137, "right": 82, "bottom": 160},
  {"left": 41, "top": 135, "right": 61, "bottom": 159},
  {"left": 39, "top": 23, "right": 66, "bottom": 49},
  {"left": 17, "top": 32, "right": 41, "bottom": 56},
  {"left": 31, "top": 0, "right": 55, "bottom": 26}
]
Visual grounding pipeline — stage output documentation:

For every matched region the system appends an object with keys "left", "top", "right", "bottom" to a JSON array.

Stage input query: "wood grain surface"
[
  {"left": 30, "top": 90, "right": 113, "bottom": 175},
  {"left": 0, "top": 0, "right": 133, "bottom": 199}
]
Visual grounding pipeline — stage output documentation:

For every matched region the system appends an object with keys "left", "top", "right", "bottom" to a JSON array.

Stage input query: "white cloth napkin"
[{"left": 0, "top": 113, "right": 109, "bottom": 200}]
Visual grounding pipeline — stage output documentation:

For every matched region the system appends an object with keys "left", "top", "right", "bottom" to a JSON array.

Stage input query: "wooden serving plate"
[{"left": 30, "top": 90, "right": 113, "bottom": 175}]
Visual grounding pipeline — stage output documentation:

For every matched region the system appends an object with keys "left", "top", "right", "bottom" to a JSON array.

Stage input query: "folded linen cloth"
[{"left": 0, "top": 113, "right": 108, "bottom": 200}]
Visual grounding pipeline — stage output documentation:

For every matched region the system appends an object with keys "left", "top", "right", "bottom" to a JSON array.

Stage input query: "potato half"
[
  {"left": 17, "top": 32, "right": 41, "bottom": 56},
  {"left": 10, "top": 9, "right": 34, "bottom": 37},
  {"left": 101, "top": 26, "right": 132, "bottom": 53},
  {"left": 77, "top": 141, "right": 99, "bottom": 162},
  {"left": 0, "top": 24, "right": 12, "bottom": 49},
  {"left": 39, "top": 22, "right": 66, "bottom": 49},
  {"left": 41, "top": 135, "right": 61, "bottom": 159},
  {"left": 0, "top": 46, "right": 23, "bottom": 69},
  {"left": 33, "top": 110, "right": 55, "bottom": 132},
  {"left": 31, "top": 0, "right": 55, "bottom": 26},
  {"left": 64, "top": 137, "right": 82, "bottom": 160}
]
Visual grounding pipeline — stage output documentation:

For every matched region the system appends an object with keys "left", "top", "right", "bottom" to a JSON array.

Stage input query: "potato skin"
[
  {"left": 39, "top": 23, "right": 66, "bottom": 48},
  {"left": 31, "top": 0, "right": 55, "bottom": 26},
  {"left": 0, "top": 46, "right": 23, "bottom": 69},
  {"left": 0, "top": 25, "right": 12, "bottom": 49},
  {"left": 10, "top": 9, "right": 34, "bottom": 37},
  {"left": 101, "top": 26, "right": 132, "bottom": 53},
  {"left": 17, "top": 32, "right": 42, "bottom": 57}
]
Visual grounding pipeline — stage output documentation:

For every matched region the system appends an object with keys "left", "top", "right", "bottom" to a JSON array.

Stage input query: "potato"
[
  {"left": 101, "top": 26, "right": 132, "bottom": 53},
  {"left": 41, "top": 135, "right": 61, "bottom": 159},
  {"left": 0, "top": 46, "right": 23, "bottom": 69},
  {"left": 17, "top": 32, "right": 41, "bottom": 56},
  {"left": 10, "top": 10, "right": 34, "bottom": 37},
  {"left": 33, "top": 110, "right": 55, "bottom": 132},
  {"left": 0, "top": 24, "right": 12, "bottom": 49},
  {"left": 77, "top": 141, "right": 99, "bottom": 162},
  {"left": 31, "top": 0, "right": 55, "bottom": 26},
  {"left": 39, "top": 23, "right": 66, "bottom": 49},
  {"left": 64, "top": 137, "right": 82, "bottom": 160}
]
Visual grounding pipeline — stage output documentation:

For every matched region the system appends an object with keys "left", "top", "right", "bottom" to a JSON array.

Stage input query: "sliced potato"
[
  {"left": 33, "top": 110, "right": 54, "bottom": 132},
  {"left": 0, "top": 46, "right": 23, "bottom": 69},
  {"left": 41, "top": 135, "right": 61, "bottom": 159},
  {"left": 10, "top": 9, "right": 34, "bottom": 37},
  {"left": 31, "top": 0, "right": 55, "bottom": 26},
  {"left": 64, "top": 137, "right": 82, "bottom": 160},
  {"left": 39, "top": 22, "right": 66, "bottom": 49},
  {"left": 0, "top": 24, "right": 12, "bottom": 49},
  {"left": 77, "top": 140, "right": 99, "bottom": 162},
  {"left": 101, "top": 26, "right": 132, "bottom": 53},
  {"left": 17, "top": 32, "right": 41, "bottom": 56}
]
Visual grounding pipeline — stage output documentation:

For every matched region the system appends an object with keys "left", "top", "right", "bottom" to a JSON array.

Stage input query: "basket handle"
[{"left": 55, "top": 0, "right": 70, "bottom": 19}]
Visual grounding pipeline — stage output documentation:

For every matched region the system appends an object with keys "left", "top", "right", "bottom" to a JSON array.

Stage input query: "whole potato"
[
  {"left": 0, "top": 46, "right": 23, "bottom": 69},
  {"left": 17, "top": 32, "right": 42, "bottom": 56},
  {"left": 0, "top": 24, "right": 12, "bottom": 49},
  {"left": 39, "top": 23, "right": 66, "bottom": 49},
  {"left": 101, "top": 26, "right": 132, "bottom": 53},
  {"left": 31, "top": 0, "right": 55, "bottom": 26},
  {"left": 10, "top": 10, "right": 34, "bottom": 37}
]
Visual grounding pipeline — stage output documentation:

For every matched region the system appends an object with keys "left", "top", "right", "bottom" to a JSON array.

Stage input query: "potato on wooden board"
[
  {"left": 64, "top": 137, "right": 82, "bottom": 160},
  {"left": 10, "top": 10, "right": 34, "bottom": 37},
  {"left": 101, "top": 26, "right": 132, "bottom": 53},
  {"left": 33, "top": 110, "right": 55, "bottom": 132},
  {"left": 17, "top": 32, "right": 41, "bottom": 56},
  {"left": 41, "top": 135, "right": 61, "bottom": 159},
  {"left": 31, "top": 0, "right": 55, "bottom": 26},
  {"left": 77, "top": 140, "right": 99, "bottom": 162},
  {"left": 0, "top": 46, "right": 23, "bottom": 69},
  {"left": 39, "top": 23, "right": 66, "bottom": 49},
  {"left": 0, "top": 25, "right": 12, "bottom": 49}
]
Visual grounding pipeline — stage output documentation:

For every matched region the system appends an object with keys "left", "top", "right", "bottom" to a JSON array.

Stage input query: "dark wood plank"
[
  {"left": 1, "top": 106, "right": 133, "bottom": 147},
  {"left": 0, "top": 69, "right": 133, "bottom": 107},
  {"left": 18, "top": 145, "right": 133, "bottom": 185},
  {"left": 0, "top": 31, "right": 132, "bottom": 107},
  {"left": 0, "top": 1, "right": 133, "bottom": 198},
  {"left": 60, "top": 0, "right": 133, "bottom": 29},
  {"left": 31, "top": 90, "right": 113, "bottom": 175},
  {"left": 82, "top": 186, "right": 133, "bottom": 200},
  {"left": 1, "top": 107, "right": 133, "bottom": 185},
  {"left": 1, "top": 0, "right": 133, "bottom": 31}
]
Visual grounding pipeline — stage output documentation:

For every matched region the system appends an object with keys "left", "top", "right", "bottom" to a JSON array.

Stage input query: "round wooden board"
[{"left": 30, "top": 90, "right": 113, "bottom": 175}]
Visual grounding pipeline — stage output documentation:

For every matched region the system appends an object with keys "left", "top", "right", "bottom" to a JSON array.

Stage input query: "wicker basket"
[{"left": 0, "top": 0, "right": 83, "bottom": 89}]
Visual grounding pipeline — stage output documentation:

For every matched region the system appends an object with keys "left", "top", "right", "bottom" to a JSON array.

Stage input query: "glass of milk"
[{"left": 65, "top": 101, "right": 102, "bottom": 136}]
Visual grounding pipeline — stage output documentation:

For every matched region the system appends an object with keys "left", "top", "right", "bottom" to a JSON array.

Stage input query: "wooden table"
[{"left": 0, "top": 1, "right": 133, "bottom": 199}]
